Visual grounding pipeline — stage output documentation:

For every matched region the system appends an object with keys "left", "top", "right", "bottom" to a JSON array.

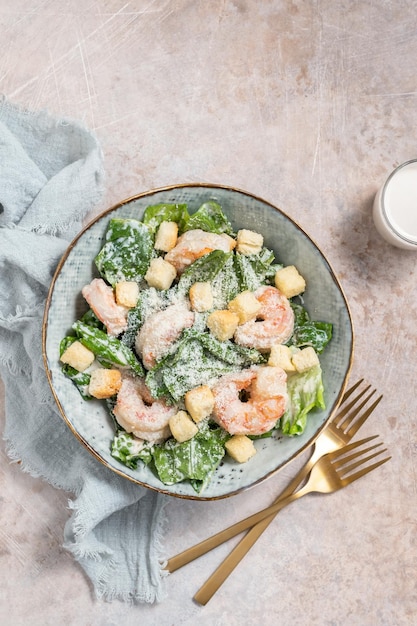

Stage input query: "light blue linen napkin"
[{"left": 0, "top": 97, "right": 167, "bottom": 603}]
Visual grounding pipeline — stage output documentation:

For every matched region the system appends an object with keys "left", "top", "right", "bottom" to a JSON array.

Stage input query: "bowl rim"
[{"left": 42, "top": 182, "right": 355, "bottom": 500}]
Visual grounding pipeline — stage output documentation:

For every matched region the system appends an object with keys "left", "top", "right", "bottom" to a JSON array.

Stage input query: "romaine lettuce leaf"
[
  {"left": 73, "top": 320, "right": 144, "bottom": 376},
  {"left": 183, "top": 201, "right": 234, "bottom": 235},
  {"left": 177, "top": 250, "right": 232, "bottom": 294},
  {"left": 61, "top": 363, "right": 92, "bottom": 399},
  {"left": 196, "top": 331, "right": 265, "bottom": 366},
  {"left": 80, "top": 308, "right": 105, "bottom": 330},
  {"left": 145, "top": 321, "right": 262, "bottom": 403},
  {"left": 233, "top": 247, "right": 277, "bottom": 292},
  {"left": 111, "top": 431, "right": 153, "bottom": 469},
  {"left": 289, "top": 303, "right": 333, "bottom": 354},
  {"left": 59, "top": 336, "right": 92, "bottom": 398},
  {"left": 280, "top": 365, "right": 325, "bottom": 435},
  {"left": 152, "top": 423, "right": 228, "bottom": 489},
  {"left": 154, "top": 336, "right": 238, "bottom": 402},
  {"left": 142, "top": 203, "right": 189, "bottom": 234},
  {"left": 211, "top": 254, "right": 241, "bottom": 308},
  {"left": 95, "top": 218, "right": 153, "bottom": 286}
]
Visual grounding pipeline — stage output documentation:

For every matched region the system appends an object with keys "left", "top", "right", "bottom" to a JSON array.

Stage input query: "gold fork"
[
  {"left": 193, "top": 436, "right": 391, "bottom": 605},
  {"left": 166, "top": 379, "right": 381, "bottom": 574}
]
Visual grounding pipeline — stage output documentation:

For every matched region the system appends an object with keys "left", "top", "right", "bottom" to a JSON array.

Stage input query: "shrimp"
[
  {"left": 164, "top": 228, "right": 236, "bottom": 274},
  {"left": 82, "top": 278, "right": 128, "bottom": 337},
  {"left": 234, "top": 285, "right": 294, "bottom": 352},
  {"left": 135, "top": 300, "right": 194, "bottom": 370},
  {"left": 212, "top": 366, "right": 288, "bottom": 436},
  {"left": 113, "top": 376, "right": 176, "bottom": 443}
]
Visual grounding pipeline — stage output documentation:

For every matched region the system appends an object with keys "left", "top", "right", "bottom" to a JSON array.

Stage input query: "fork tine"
[
  {"left": 345, "top": 394, "right": 383, "bottom": 438},
  {"left": 333, "top": 443, "right": 387, "bottom": 475},
  {"left": 336, "top": 389, "right": 374, "bottom": 430},
  {"left": 342, "top": 447, "right": 388, "bottom": 475},
  {"left": 341, "top": 378, "right": 364, "bottom": 403},
  {"left": 328, "top": 434, "right": 379, "bottom": 460},
  {"left": 332, "top": 385, "right": 375, "bottom": 426},
  {"left": 340, "top": 455, "right": 391, "bottom": 485},
  {"left": 333, "top": 439, "right": 384, "bottom": 463}
]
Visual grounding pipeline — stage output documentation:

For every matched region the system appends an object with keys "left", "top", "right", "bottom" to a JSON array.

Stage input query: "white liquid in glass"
[
  {"left": 373, "top": 159, "right": 417, "bottom": 250},
  {"left": 383, "top": 161, "right": 417, "bottom": 242}
]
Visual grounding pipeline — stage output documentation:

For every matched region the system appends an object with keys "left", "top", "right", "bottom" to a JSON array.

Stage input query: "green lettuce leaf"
[
  {"left": 73, "top": 320, "right": 144, "bottom": 376},
  {"left": 80, "top": 308, "right": 105, "bottom": 330},
  {"left": 153, "top": 423, "right": 228, "bottom": 490},
  {"left": 280, "top": 365, "right": 325, "bottom": 435},
  {"left": 177, "top": 250, "right": 232, "bottom": 294},
  {"left": 196, "top": 331, "right": 265, "bottom": 366},
  {"left": 95, "top": 218, "right": 153, "bottom": 285},
  {"left": 59, "top": 336, "right": 92, "bottom": 399},
  {"left": 233, "top": 247, "right": 277, "bottom": 292},
  {"left": 184, "top": 201, "right": 234, "bottom": 234},
  {"left": 289, "top": 303, "right": 333, "bottom": 354},
  {"left": 142, "top": 203, "right": 189, "bottom": 234},
  {"left": 148, "top": 336, "right": 238, "bottom": 402},
  {"left": 211, "top": 253, "right": 241, "bottom": 308},
  {"left": 111, "top": 431, "right": 153, "bottom": 469}
]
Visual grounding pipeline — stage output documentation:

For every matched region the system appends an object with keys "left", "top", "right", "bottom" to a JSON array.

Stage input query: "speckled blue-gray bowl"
[{"left": 43, "top": 184, "right": 354, "bottom": 500}]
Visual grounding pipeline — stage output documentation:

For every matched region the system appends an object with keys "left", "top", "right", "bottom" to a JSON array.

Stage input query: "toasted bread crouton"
[
  {"left": 144, "top": 257, "right": 177, "bottom": 290},
  {"left": 207, "top": 310, "right": 239, "bottom": 341},
  {"left": 189, "top": 281, "right": 213, "bottom": 312},
  {"left": 169, "top": 410, "right": 198, "bottom": 442},
  {"left": 60, "top": 340, "right": 95, "bottom": 372},
  {"left": 236, "top": 229, "right": 263, "bottom": 255},
  {"left": 225, "top": 435, "right": 257, "bottom": 463},
  {"left": 184, "top": 385, "right": 215, "bottom": 422},
  {"left": 115, "top": 281, "right": 140, "bottom": 308},
  {"left": 227, "top": 290, "right": 261, "bottom": 324},
  {"left": 268, "top": 344, "right": 296, "bottom": 372},
  {"left": 291, "top": 346, "right": 320, "bottom": 373},
  {"left": 154, "top": 221, "right": 178, "bottom": 252},
  {"left": 274, "top": 265, "right": 306, "bottom": 298},
  {"left": 88, "top": 368, "right": 122, "bottom": 399}
]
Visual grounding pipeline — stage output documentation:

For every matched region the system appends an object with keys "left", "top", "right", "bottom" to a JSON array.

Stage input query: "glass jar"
[{"left": 373, "top": 159, "right": 417, "bottom": 250}]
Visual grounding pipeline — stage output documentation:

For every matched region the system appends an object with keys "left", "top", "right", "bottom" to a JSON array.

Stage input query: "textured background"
[{"left": 1, "top": 1, "right": 416, "bottom": 624}]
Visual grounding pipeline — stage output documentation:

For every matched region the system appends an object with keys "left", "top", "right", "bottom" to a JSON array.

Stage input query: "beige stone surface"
[{"left": 1, "top": 1, "right": 416, "bottom": 624}]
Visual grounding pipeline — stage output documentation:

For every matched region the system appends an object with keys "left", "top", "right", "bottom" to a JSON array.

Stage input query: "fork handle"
[
  {"left": 190, "top": 458, "right": 316, "bottom": 605},
  {"left": 192, "top": 454, "right": 318, "bottom": 585},
  {"left": 165, "top": 484, "right": 308, "bottom": 574},
  {"left": 191, "top": 488, "right": 309, "bottom": 605},
  {"left": 166, "top": 451, "right": 316, "bottom": 574}
]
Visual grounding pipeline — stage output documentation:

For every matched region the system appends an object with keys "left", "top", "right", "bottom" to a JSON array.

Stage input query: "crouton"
[
  {"left": 88, "top": 368, "right": 122, "bottom": 399},
  {"left": 154, "top": 221, "right": 178, "bottom": 252},
  {"left": 291, "top": 346, "right": 320, "bottom": 373},
  {"left": 268, "top": 343, "right": 296, "bottom": 372},
  {"left": 189, "top": 282, "right": 213, "bottom": 312},
  {"left": 207, "top": 309, "right": 239, "bottom": 341},
  {"left": 115, "top": 281, "right": 140, "bottom": 308},
  {"left": 225, "top": 435, "right": 257, "bottom": 463},
  {"left": 236, "top": 229, "right": 263, "bottom": 255},
  {"left": 274, "top": 265, "right": 306, "bottom": 298},
  {"left": 144, "top": 257, "right": 177, "bottom": 290},
  {"left": 169, "top": 410, "right": 198, "bottom": 443},
  {"left": 60, "top": 340, "right": 95, "bottom": 372},
  {"left": 184, "top": 385, "right": 215, "bottom": 423},
  {"left": 227, "top": 290, "right": 261, "bottom": 324}
]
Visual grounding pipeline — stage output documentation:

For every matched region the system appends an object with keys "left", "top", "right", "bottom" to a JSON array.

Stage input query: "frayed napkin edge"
[
  {"left": 4, "top": 432, "right": 171, "bottom": 604},
  {"left": 65, "top": 491, "right": 171, "bottom": 605}
]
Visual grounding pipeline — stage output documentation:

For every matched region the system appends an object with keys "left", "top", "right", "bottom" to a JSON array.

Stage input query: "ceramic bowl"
[{"left": 43, "top": 184, "right": 354, "bottom": 500}]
